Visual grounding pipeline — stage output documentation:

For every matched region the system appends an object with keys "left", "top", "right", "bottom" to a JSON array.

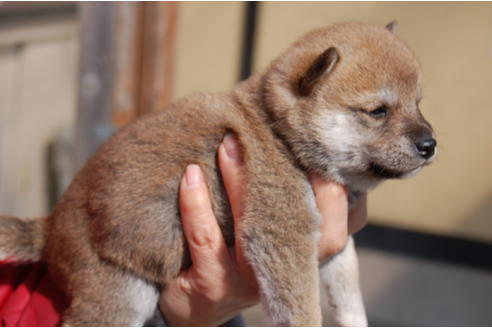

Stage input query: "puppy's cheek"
[{"left": 313, "top": 110, "right": 364, "bottom": 160}]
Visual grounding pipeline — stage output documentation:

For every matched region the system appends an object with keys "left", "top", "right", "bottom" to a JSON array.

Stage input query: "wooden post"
[
  {"left": 138, "top": 2, "right": 178, "bottom": 116},
  {"left": 75, "top": 2, "right": 178, "bottom": 169},
  {"left": 111, "top": 2, "right": 143, "bottom": 127},
  {"left": 111, "top": 2, "right": 178, "bottom": 126}
]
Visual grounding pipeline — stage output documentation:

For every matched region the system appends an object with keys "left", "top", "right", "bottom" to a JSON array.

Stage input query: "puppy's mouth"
[{"left": 368, "top": 162, "right": 421, "bottom": 179}]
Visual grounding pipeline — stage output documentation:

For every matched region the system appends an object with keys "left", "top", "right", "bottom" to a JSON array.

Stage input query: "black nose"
[{"left": 415, "top": 137, "right": 436, "bottom": 159}]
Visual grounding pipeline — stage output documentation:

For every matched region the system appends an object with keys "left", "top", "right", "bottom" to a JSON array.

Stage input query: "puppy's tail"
[{"left": 0, "top": 214, "right": 46, "bottom": 262}]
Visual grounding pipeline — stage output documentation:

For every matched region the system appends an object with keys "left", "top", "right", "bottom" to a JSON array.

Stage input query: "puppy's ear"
[
  {"left": 298, "top": 47, "right": 339, "bottom": 96},
  {"left": 385, "top": 20, "right": 398, "bottom": 33}
]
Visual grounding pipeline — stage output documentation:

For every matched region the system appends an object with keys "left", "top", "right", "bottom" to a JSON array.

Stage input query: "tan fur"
[
  {"left": 0, "top": 215, "right": 45, "bottom": 261},
  {"left": 0, "top": 22, "right": 435, "bottom": 326}
]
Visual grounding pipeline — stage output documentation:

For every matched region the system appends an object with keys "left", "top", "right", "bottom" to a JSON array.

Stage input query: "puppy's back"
[{"left": 44, "top": 92, "right": 255, "bottom": 284}]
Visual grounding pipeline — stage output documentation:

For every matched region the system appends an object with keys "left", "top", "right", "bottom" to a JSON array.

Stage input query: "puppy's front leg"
[
  {"left": 240, "top": 209, "right": 321, "bottom": 326},
  {"left": 320, "top": 236, "right": 367, "bottom": 327}
]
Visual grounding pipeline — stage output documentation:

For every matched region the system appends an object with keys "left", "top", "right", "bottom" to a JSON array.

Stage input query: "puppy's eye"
[{"left": 369, "top": 106, "right": 388, "bottom": 119}]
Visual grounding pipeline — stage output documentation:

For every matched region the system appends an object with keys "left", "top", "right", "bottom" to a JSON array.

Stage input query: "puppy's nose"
[{"left": 415, "top": 137, "right": 436, "bottom": 159}]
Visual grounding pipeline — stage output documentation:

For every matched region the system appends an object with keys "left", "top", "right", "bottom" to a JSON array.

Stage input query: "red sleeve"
[{"left": 0, "top": 261, "right": 67, "bottom": 327}]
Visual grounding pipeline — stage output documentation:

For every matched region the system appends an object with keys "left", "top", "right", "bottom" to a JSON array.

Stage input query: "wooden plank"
[
  {"left": 111, "top": 2, "right": 143, "bottom": 127},
  {"left": 138, "top": 2, "right": 178, "bottom": 115},
  {"left": 110, "top": 2, "right": 178, "bottom": 125},
  {"left": 0, "top": 18, "right": 76, "bottom": 49},
  {"left": 0, "top": 2, "right": 76, "bottom": 28}
]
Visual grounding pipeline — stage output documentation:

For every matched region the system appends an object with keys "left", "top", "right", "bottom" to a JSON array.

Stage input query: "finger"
[
  {"left": 218, "top": 134, "right": 257, "bottom": 283},
  {"left": 310, "top": 174, "right": 349, "bottom": 259},
  {"left": 218, "top": 133, "right": 244, "bottom": 219},
  {"left": 179, "top": 164, "right": 231, "bottom": 271},
  {"left": 348, "top": 192, "right": 368, "bottom": 234}
]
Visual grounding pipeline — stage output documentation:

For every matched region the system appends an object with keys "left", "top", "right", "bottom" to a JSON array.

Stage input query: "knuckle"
[
  {"left": 176, "top": 276, "right": 193, "bottom": 296},
  {"left": 189, "top": 230, "right": 215, "bottom": 249}
]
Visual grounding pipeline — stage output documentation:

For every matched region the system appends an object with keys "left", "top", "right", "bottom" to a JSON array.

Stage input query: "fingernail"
[
  {"left": 185, "top": 164, "right": 202, "bottom": 188},
  {"left": 223, "top": 133, "right": 240, "bottom": 161}
]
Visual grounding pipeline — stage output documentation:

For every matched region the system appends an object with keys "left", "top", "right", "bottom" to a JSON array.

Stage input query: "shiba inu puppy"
[{"left": 0, "top": 22, "right": 435, "bottom": 326}]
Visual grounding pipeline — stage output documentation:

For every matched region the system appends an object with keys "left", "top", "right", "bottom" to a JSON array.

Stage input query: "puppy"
[{"left": 0, "top": 22, "right": 435, "bottom": 326}]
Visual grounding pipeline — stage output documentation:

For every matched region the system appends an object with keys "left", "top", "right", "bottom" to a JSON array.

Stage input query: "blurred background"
[{"left": 0, "top": 1, "right": 491, "bottom": 326}]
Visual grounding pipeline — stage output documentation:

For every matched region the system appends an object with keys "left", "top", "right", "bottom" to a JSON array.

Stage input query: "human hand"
[
  {"left": 159, "top": 134, "right": 258, "bottom": 326},
  {"left": 310, "top": 174, "right": 368, "bottom": 262},
  {"left": 159, "top": 134, "right": 368, "bottom": 325}
]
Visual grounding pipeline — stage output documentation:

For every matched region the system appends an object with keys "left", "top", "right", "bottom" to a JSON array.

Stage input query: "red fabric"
[{"left": 0, "top": 260, "right": 67, "bottom": 327}]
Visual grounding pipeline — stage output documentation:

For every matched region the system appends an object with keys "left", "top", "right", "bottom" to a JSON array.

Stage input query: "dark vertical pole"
[
  {"left": 239, "top": 1, "right": 259, "bottom": 81},
  {"left": 74, "top": 2, "right": 116, "bottom": 170}
]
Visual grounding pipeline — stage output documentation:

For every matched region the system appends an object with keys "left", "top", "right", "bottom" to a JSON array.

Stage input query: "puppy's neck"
[
  {"left": 232, "top": 73, "right": 307, "bottom": 170},
  {"left": 232, "top": 74, "right": 269, "bottom": 121}
]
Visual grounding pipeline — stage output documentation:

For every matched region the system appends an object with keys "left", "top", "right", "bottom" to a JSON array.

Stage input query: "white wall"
[{"left": 0, "top": 18, "right": 78, "bottom": 217}]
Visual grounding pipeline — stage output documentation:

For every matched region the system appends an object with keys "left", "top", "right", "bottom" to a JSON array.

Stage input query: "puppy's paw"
[{"left": 335, "top": 312, "right": 368, "bottom": 327}]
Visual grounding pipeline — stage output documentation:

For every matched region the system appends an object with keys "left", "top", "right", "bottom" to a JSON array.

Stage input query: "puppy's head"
[{"left": 263, "top": 22, "right": 436, "bottom": 191}]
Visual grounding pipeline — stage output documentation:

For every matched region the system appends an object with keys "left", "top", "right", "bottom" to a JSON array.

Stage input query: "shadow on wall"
[
  {"left": 359, "top": 246, "right": 492, "bottom": 326},
  {"left": 359, "top": 190, "right": 492, "bottom": 326},
  {"left": 460, "top": 189, "right": 492, "bottom": 243}
]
